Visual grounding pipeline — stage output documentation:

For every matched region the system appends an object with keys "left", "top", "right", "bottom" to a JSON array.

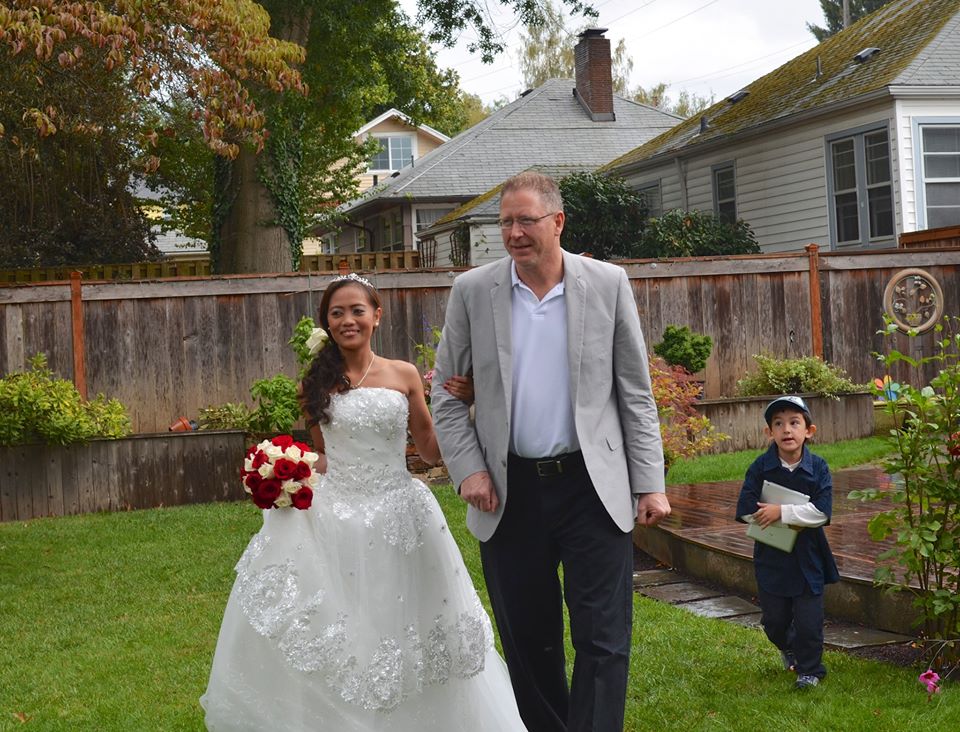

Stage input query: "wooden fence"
[
  {"left": 0, "top": 431, "right": 246, "bottom": 522},
  {"left": 900, "top": 225, "right": 960, "bottom": 249},
  {"left": 1, "top": 248, "right": 958, "bottom": 433}
]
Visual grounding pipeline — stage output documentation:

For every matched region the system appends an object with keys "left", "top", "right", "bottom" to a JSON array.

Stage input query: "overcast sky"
[{"left": 399, "top": 0, "right": 830, "bottom": 107}]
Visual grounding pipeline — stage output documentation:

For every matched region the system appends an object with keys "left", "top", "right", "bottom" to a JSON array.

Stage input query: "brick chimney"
[{"left": 574, "top": 28, "right": 615, "bottom": 122}]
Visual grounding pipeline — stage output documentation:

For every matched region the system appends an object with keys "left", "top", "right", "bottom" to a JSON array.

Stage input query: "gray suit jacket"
[{"left": 432, "top": 251, "right": 665, "bottom": 542}]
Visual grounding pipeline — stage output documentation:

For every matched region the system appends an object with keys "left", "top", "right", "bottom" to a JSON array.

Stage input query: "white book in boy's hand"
[{"left": 742, "top": 480, "right": 811, "bottom": 552}]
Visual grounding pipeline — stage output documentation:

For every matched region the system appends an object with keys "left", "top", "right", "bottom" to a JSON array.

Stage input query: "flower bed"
[
  {"left": 693, "top": 392, "right": 874, "bottom": 453},
  {"left": 0, "top": 430, "right": 247, "bottom": 522}
]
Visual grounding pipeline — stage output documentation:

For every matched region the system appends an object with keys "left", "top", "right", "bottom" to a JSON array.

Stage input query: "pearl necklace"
[{"left": 350, "top": 353, "right": 376, "bottom": 388}]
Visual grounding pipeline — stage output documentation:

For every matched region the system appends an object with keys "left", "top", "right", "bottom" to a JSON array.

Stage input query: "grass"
[
  {"left": 1, "top": 469, "right": 956, "bottom": 731},
  {"left": 667, "top": 436, "right": 892, "bottom": 485}
]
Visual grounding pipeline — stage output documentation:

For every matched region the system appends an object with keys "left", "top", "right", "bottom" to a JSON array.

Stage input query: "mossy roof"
[{"left": 603, "top": 0, "right": 960, "bottom": 174}]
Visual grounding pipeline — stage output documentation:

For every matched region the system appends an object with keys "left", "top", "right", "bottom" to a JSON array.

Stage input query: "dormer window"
[{"left": 369, "top": 134, "right": 415, "bottom": 173}]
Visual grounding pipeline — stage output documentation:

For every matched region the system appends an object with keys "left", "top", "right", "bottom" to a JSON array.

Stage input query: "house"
[
  {"left": 603, "top": 0, "right": 960, "bottom": 253},
  {"left": 305, "top": 109, "right": 450, "bottom": 256},
  {"left": 320, "top": 29, "right": 681, "bottom": 267}
]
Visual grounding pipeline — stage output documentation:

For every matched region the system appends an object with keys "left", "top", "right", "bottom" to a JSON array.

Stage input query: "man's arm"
[
  {"left": 611, "top": 269, "right": 666, "bottom": 497},
  {"left": 431, "top": 279, "right": 489, "bottom": 490}
]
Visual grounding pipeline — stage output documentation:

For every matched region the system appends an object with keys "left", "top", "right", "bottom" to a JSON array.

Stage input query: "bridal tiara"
[{"left": 332, "top": 272, "right": 374, "bottom": 288}]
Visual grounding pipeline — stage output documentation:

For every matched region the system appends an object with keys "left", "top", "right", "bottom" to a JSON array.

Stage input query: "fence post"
[
  {"left": 805, "top": 244, "right": 823, "bottom": 359},
  {"left": 70, "top": 271, "right": 87, "bottom": 399}
]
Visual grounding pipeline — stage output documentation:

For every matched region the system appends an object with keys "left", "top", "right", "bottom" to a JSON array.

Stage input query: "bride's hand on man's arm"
[{"left": 443, "top": 375, "right": 474, "bottom": 405}]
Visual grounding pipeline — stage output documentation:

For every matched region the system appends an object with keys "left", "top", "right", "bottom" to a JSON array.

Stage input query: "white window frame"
[
  {"left": 368, "top": 133, "right": 417, "bottom": 173},
  {"left": 412, "top": 205, "right": 455, "bottom": 251},
  {"left": 912, "top": 116, "right": 960, "bottom": 230},
  {"left": 824, "top": 123, "right": 895, "bottom": 248},
  {"left": 711, "top": 162, "right": 737, "bottom": 224}
]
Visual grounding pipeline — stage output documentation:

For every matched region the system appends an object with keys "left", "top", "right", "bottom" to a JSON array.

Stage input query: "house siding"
[
  {"left": 622, "top": 99, "right": 902, "bottom": 252},
  {"left": 894, "top": 97, "right": 960, "bottom": 233}
]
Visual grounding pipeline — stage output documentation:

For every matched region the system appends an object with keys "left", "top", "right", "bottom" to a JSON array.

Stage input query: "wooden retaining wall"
[
  {"left": 694, "top": 393, "right": 875, "bottom": 453},
  {"left": 0, "top": 431, "right": 246, "bottom": 522}
]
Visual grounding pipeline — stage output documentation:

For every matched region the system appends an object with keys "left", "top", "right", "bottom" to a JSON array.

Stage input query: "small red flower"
[
  {"left": 948, "top": 432, "right": 960, "bottom": 457},
  {"left": 245, "top": 444, "right": 259, "bottom": 458},
  {"left": 291, "top": 486, "right": 313, "bottom": 510},
  {"left": 273, "top": 458, "right": 298, "bottom": 481},
  {"left": 294, "top": 441, "right": 312, "bottom": 453},
  {"left": 251, "top": 450, "right": 268, "bottom": 469},
  {"left": 293, "top": 461, "right": 311, "bottom": 480},
  {"left": 245, "top": 473, "right": 263, "bottom": 491},
  {"left": 271, "top": 434, "right": 295, "bottom": 449}
]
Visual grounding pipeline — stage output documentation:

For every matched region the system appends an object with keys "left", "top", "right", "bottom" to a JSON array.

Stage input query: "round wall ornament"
[{"left": 882, "top": 268, "right": 944, "bottom": 333}]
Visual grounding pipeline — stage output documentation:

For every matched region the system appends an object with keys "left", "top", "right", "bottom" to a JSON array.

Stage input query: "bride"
[{"left": 201, "top": 273, "right": 526, "bottom": 731}]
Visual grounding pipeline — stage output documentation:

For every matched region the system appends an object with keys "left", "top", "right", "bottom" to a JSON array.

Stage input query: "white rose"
[
  {"left": 263, "top": 444, "right": 284, "bottom": 460},
  {"left": 306, "top": 473, "right": 319, "bottom": 488},
  {"left": 306, "top": 328, "right": 329, "bottom": 356},
  {"left": 281, "top": 479, "right": 301, "bottom": 494},
  {"left": 258, "top": 464, "right": 274, "bottom": 479},
  {"left": 244, "top": 456, "right": 255, "bottom": 473},
  {"left": 284, "top": 446, "right": 303, "bottom": 462},
  {"left": 302, "top": 451, "right": 319, "bottom": 466},
  {"left": 274, "top": 492, "right": 292, "bottom": 508}
]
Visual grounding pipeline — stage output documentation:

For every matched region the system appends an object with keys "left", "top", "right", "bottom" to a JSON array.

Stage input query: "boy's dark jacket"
[{"left": 736, "top": 443, "right": 840, "bottom": 596}]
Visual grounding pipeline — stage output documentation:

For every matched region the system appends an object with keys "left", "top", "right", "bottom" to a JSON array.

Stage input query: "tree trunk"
[
  {"left": 218, "top": 146, "right": 292, "bottom": 274},
  {"left": 217, "top": 5, "right": 312, "bottom": 275}
]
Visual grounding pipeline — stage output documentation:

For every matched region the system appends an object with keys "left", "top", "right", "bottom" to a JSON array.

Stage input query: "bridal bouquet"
[{"left": 241, "top": 435, "right": 320, "bottom": 510}]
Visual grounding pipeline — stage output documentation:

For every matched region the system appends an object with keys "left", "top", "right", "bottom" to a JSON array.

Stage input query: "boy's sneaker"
[
  {"left": 780, "top": 651, "right": 796, "bottom": 672},
  {"left": 795, "top": 674, "right": 820, "bottom": 689}
]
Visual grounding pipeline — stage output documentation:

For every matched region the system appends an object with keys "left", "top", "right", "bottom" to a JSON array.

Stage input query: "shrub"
[
  {"left": 638, "top": 209, "right": 759, "bottom": 258},
  {"left": 849, "top": 316, "right": 960, "bottom": 668},
  {"left": 197, "top": 403, "right": 254, "bottom": 432},
  {"left": 736, "top": 354, "right": 863, "bottom": 399},
  {"left": 653, "top": 325, "right": 713, "bottom": 374},
  {"left": 649, "top": 355, "right": 726, "bottom": 466},
  {"left": 414, "top": 324, "right": 443, "bottom": 404},
  {"left": 0, "top": 353, "right": 130, "bottom": 446},
  {"left": 559, "top": 172, "right": 647, "bottom": 260}
]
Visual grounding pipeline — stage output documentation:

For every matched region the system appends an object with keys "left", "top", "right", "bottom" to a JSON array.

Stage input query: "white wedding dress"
[{"left": 201, "top": 387, "right": 526, "bottom": 731}]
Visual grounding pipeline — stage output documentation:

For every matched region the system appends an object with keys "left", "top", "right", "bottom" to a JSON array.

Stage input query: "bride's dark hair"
[{"left": 300, "top": 277, "right": 382, "bottom": 426}]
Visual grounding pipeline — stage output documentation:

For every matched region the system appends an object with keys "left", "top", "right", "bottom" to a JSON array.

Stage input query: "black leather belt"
[{"left": 509, "top": 451, "right": 584, "bottom": 478}]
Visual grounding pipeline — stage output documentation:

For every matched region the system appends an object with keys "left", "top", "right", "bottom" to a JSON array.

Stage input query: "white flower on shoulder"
[{"left": 306, "top": 328, "right": 329, "bottom": 356}]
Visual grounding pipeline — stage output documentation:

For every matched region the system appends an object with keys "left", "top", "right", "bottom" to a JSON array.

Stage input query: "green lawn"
[
  {"left": 1, "top": 465, "right": 955, "bottom": 730},
  {"left": 667, "top": 436, "right": 892, "bottom": 485}
]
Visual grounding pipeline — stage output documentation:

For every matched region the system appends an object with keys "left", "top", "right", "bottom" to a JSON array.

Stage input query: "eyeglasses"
[{"left": 497, "top": 212, "right": 558, "bottom": 230}]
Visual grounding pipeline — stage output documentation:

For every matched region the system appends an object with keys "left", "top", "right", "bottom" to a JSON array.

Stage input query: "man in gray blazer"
[{"left": 432, "top": 171, "right": 670, "bottom": 732}]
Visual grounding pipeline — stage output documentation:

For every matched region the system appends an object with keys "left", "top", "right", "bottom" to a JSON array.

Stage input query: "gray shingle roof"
[
  {"left": 341, "top": 78, "right": 680, "bottom": 215},
  {"left": 604, "top": 0, "right": 960, "bottom": 174}
]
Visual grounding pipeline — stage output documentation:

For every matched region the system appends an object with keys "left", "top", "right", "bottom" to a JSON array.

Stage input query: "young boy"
[{"left": 736, "top": 396, "right": 840, "bottom": 689}]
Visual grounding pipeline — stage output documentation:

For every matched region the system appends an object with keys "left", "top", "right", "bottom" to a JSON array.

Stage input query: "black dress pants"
[
  {"left": 479, "top": 452, "right": 633, "bottom": 732},
  {"left": 758, "top": 587, "right": 827, "bottom": 678}
]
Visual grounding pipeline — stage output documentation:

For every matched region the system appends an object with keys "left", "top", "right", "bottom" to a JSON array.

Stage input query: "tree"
[
  {"left": 632, "top": 83, "right": 713, "bottom": 118},
  {"left": 807, "top": 0, "right": 894, "bottom": 41},
  {"left": 0, "top": 0, "right": 306, "bottom": 267},
  {"left": 214, "top": 0, "right": 599, "bottom": 274},
  {"left": 638, "top": 209, "right": 760, "bottom": 259},
  {"left": 558, "top": 172, "right": 648, "bottom": 260}
]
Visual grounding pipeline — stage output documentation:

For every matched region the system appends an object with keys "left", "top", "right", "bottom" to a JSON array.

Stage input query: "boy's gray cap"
[{"left": 764, "top": 395, "right": 811, "bottom": 424}]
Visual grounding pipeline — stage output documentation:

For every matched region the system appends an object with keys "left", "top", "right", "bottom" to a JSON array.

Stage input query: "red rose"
[
  {"left": 245, "top": 473, "right": 263, "bottom": 491},
  {"left": 294, "top": 441, "right": 311, "bottom": 453},
  {"left": 245, "top": 444, "right": 259, "bottom": 458},
  {"left": 293, "top": 461, "right": 311, "bottom": 480},
  {"left": 251, "top": 450, "right": 268, "bottom": 469},
  {"left": 291, "top": 486, "right": 313, "bottom": 510},
  {"left": 272, "top": 434, "right": 295, "bottom": 449},
  {"left": 273, "top": 458, "right": 298, "bottom": 481},
  {"left": 251, "top": 478, "right": 282, "bottom": 509}
]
